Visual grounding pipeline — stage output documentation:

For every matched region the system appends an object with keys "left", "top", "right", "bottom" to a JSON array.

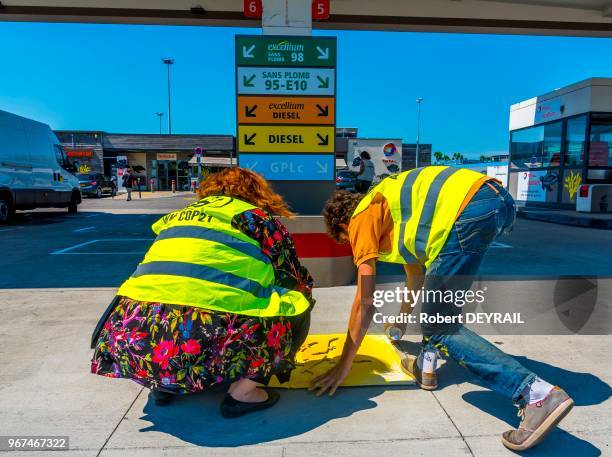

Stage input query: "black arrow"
[
  {"left": 244, "top": 133, "right": 256, "bottom": 145},
  {"left": 317, "top": 133, "right": 329, "bottom": 146},
  {"left": 316, "top": 104, "right": 329, "bottom": 117},
  {"left": 245, "top": 104, "right": 258, "bottom": 117}
]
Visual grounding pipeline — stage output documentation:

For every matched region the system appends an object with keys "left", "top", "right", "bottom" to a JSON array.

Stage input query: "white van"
[{"left": 0, "top": 109, "right": 81, "bottom": 223}]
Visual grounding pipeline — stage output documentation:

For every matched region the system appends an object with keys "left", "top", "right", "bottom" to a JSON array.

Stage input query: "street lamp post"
[
  {"left": 415, "top": 97, "right": 423, "bottom": 168},
  {"left": 162, "top": 58, "right": 175, "bottom": 134},
  {"left": 155, "top": 112, "right": 164, "bottom": 134}
]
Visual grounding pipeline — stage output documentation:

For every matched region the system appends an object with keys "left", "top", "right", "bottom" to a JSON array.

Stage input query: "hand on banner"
[{"left": 309, "top": 361, "right": 352, "bottom": 396}]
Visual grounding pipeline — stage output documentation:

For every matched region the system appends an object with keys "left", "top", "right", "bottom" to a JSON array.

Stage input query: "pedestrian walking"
[
  {"left": 316, "top": 165, "right": 573, "bottom": 452},
  {"left": 110, "top": 176, "right": 117, "bottom": 199},
  {"left": 91, "top": 168, "right": 314, "bottom": 418},
  {"left": 122, "top": 168, "right": 134, "bottom": 201},
  {"left": 355, "top": 151, "right": 375, "bottom": 193}
]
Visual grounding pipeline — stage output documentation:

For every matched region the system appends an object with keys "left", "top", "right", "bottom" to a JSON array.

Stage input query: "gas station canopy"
[{"left": 1, "top": 0, "right": 611, "bottom": 37}]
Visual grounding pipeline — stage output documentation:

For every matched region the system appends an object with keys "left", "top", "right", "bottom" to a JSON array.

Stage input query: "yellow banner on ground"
[{"left": 269, "top": 334, "right": 415, "bottom": 389}]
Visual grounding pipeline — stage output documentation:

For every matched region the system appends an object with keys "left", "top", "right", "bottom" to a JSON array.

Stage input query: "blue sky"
[{"left": 1, "top": 22, "right": 611, "bottom": 157}]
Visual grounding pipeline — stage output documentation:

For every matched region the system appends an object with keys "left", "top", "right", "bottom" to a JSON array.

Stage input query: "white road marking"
[
  {"left": 73, "top": 226, "right": 96, "bottom": 233},
  {"left": 491, "top": 241, "right": 512, "bottom": 248},
  {"left": 50, "top": 238, "right": 155, "bottom": 255},
  {"left": 51, "top": 239, "right": 99, "bottom": 255},
  {"left": 55, "top": 251, "right": 148, "bottom": 255}
]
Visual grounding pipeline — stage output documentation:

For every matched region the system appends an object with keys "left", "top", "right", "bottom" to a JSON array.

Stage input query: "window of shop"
[
  {"left": 588, "top": 114, "right": 612, "bottom": 168},
  {"left": 510, "top": 121, "right": 562, "bottom": 169},
  {"left": 564, "top": 115, "right": 586, "bottom": 166}
]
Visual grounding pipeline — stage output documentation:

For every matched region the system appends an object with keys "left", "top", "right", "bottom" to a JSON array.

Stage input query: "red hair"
[{"left": 197, "top": 167, "right": 295, "bottom": 218}]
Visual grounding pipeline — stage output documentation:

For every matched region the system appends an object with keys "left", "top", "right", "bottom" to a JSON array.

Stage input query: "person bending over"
[{"left": 314, "top": 165, "right": 573, "bottom": 452}]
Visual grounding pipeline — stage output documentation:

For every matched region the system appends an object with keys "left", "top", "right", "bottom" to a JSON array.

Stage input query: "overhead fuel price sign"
[
  {"left": 237, "top": 67, "right": 334, "bottom": 96},
  {"left": 238, "top": 96, "right": 334, "bottom": 125},
  {"left": 236, "top": 35, "right": 335, "bottom": 67},
  {"left": 238, "top": 125, "right": 335, "bottom": 153},
  {"left": 236, "top": 35, "right": 337, "bottom": 182}
]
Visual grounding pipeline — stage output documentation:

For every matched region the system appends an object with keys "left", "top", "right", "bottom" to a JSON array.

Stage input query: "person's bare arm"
[
  {"left": 357, "top": 160, "right": 365, "bottom": 177},
  {"left": 389, "top": 263, "right": 425, "bottom": 335},
  {"left": 309, "top": 259, "right": 376, "bottom": 396}
]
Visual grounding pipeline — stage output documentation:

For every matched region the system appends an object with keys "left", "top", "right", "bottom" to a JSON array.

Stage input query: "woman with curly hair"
[{"left": 91, "top": 167, "right": 314, "bottom": 418}]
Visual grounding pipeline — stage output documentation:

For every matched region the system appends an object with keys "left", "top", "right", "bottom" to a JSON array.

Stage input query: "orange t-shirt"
[{"left": 348, "top": 176, "right": 491, "bottom": 266}]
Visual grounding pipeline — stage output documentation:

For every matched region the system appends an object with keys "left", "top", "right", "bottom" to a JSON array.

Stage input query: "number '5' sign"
[{"left": 312, "top": 0, "right": 330, "bottom": 20}]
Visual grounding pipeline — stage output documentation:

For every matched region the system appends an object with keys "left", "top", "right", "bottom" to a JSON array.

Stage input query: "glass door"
[{"left": 157, "top": 161, "right": 169, "bottom": 190}]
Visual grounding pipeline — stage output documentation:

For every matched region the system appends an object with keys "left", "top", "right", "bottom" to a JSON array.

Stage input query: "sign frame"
[
  {"left": 238, "top": 125, "right": 335, "bottom": 154},
  {"left": 236, "top": 35, "right": 336, "bottom": 67},
  {"left": 237, "top": 67, "right": 335, "bottom": 96},
  {"left": 236, "top": 35, "right": 337, "bottom": 182},
  {"left": 237, "top": 95, "right": 335, "bottom": 125}
]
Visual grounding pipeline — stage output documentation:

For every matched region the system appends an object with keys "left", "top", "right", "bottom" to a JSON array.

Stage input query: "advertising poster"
[
  {"left": 64, "top": 148, "right": 101, "bottom": 174},
  {"left": 516, "top": 169, "right": 560, "bottom": 202},
  {"left": 487, "top": 165, "right": 508, "bottom": 187},
  {"left": 116, "top": 155, "right": 128, "bottom": 193},
  {"left": 348, "top": 138, "right": 403, "bottom": 183}
]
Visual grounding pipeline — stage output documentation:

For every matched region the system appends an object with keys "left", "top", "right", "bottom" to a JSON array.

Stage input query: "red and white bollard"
[
  {"left": 150, "top": 179, "right": 155, "bottom": 193},
  {"left": 171, "top": 180, "right": 176, "bottom": 193}
]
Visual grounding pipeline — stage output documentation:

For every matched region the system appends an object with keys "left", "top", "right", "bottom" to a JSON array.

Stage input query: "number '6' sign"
[{"left": 244, "top": 0, "right": 262, "bottom": 18}]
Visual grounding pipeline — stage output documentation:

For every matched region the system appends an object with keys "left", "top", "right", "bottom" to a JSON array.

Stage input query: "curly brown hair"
[
  {"left": 197, "top": 167, "right": 294, "bottom": 217},
  {"left": 322, "top": 190, "right": 363, "bottom": 242}
]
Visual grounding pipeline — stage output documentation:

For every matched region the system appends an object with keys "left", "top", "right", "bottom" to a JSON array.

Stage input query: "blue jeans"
[{"left": 421, "top": 181, "right": 535, "bottom": 405}]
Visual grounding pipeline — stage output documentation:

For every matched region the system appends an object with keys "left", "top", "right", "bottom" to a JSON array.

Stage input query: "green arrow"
[
  {"left": 317, "top": 76, "right": 329, "bottom": 89},
  {"left": 243, "top": 74, "right": 256, "bottom": 87}
]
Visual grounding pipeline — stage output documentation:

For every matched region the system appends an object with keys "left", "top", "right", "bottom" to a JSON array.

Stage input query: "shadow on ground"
[
  {"left": 138, "top": 385, "right": 409, "bottom": 447},
  {"left": 457, "top": 355, "right": 610, "bottom": 457},
  {"left": 459, "top": 355, "right": 612, "bottom": 424},
  {"left": 514, "top": 428, "right": 602, "bottom": 457},
  {"left": 393, "top": 340, "right": 609, "bottom": 456}
]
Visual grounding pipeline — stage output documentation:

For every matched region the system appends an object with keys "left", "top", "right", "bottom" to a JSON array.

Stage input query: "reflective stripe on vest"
[
  {"left": 351, "top": 166, "right": 486, "bottom": 268},
  {"left": 155, "top": 225, "right": 271, "bottom": 265},
  {"left": 132, "top": 261, "right": 287, "bottom": 299},
  {"left": 117, "top": 195, "right": 311, "bottom": 317}
]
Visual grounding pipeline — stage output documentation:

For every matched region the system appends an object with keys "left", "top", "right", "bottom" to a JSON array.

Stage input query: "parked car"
[
  {"left": 77, "top": 173, "right": 116, "bottom": 198},
  {"left": 0, "top": 109, "right": 81, "bottom": 224},
  {"left": 335, "top": 169, "right": 358, "bottom": 192}
]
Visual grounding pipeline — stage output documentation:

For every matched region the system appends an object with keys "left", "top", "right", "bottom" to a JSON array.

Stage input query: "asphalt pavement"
[
  {"left": 0, "top": 195, "right": 610, "bottom": 288},
  {"left": 0, "top": 195, "right": 610, "bottom": 456}
]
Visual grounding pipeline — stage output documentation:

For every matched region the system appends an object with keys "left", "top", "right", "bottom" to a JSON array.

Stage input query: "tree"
[
  {"left": 480, "top": 155, "right": 487, "bottom": 162},
  {"left": 452, "top": 153, "right": 464, "bottom": 163},
  {"left": 443, "top": 155, "right": 450, "bottom": 162},
  {"left": 433, "top": 151, "right": 444, "bottom": 164}
]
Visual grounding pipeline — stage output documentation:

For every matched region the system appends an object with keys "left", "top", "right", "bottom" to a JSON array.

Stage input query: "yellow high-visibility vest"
[
  {"left": 117, "top": 195, "right": 311, "bottom": 317},
  {"left": 351, "top": 166, "right": 486, "bottom": 268}
]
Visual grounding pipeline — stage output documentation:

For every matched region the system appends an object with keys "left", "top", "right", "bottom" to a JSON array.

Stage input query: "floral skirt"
[{"left": 91, "top": 298, "right": 310, "bottom": 394}]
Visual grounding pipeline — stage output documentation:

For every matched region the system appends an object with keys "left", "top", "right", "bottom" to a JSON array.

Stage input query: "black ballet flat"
[
  {"left": 220, "top": 390, "right": 280, "bottom": 419},
  {"left": 151, "top": 390, "right": 174, "bottom": 406}
]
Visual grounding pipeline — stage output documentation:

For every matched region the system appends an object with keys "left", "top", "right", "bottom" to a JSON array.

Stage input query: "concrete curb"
[{"left": 517, "top": 210, "right": 612, "bottom": 230}]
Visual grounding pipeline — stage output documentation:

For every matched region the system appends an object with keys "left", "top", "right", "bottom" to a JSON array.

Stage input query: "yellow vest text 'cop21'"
[
  {"left": 352, "top": 166, "right": 487, "bottom": 268},
  {"left": 118, "top": 195, "right": 311, "bottom": 317}
]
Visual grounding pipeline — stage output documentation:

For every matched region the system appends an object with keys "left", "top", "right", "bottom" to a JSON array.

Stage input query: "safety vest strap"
[
  {"left": 413, "top": 166, "right": 460, "bottom": 261},
  {"left": 155, "top": 225, "right": 271, "bottom": 265},
  {"left": 132, "top": 261, "right": 288, "bottom": 299},
  {"left": 397, "top": 168, "right": 422, "bottom": 264}
]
